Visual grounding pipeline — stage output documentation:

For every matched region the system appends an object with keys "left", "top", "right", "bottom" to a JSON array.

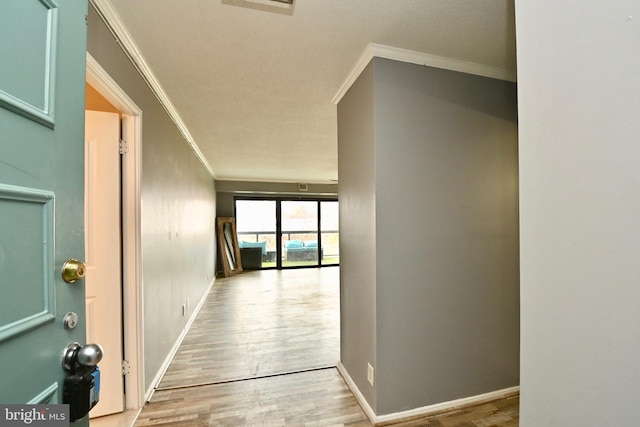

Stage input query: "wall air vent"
[{"left": 221, "top": 0, "right": 295, "bottom": 15}]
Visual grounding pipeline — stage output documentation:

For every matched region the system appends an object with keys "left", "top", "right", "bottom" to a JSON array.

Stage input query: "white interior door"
[{"left": 85, "top": 110, "right": 124, "bottom": 417}]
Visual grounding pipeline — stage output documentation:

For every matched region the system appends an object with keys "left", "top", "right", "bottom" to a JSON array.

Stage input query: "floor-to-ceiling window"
[{"left": 235, "top": 198, "right": 339, "bottom": 269}]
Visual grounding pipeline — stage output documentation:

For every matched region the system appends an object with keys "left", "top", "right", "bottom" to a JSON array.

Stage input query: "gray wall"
[
  {"left": 338, "top": 58, "right": 519, "bottom": 415},
  {"left": 215, "top": 180, "right": 338, "bottom": 197},
  {"left": 516, "top": 2, "right": 640, "bottom": 426},
  {"left": 337, "top": 63, "right": 378, "bottom": 410},
  {"left": 87, "top": 6, "right": 217, "bottom": 392},
  {"left": 216, "top": 191, "right": 236, "bottom": 218},
  {"left": 215, "top": 180, "right": 339, "bottom": 217}
]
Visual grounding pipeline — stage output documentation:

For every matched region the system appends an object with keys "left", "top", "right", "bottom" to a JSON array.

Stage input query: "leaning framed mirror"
[{"left": 216, "top": 217, "right": 243, "bottom": 277}]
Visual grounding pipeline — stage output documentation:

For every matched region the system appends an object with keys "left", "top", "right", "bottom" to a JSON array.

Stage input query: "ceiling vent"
[{"left": 221, "top": 0, "right": 295, "bottom": 15}]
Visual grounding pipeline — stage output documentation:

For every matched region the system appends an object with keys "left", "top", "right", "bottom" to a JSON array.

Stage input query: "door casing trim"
[{"left": 86, "top": 52, "right": 144, "bottom": 411}]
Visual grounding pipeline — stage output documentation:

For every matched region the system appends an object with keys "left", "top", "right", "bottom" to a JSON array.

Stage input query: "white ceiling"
[{"left": 101, "top": 0, "right": 516, "bottom": 184}]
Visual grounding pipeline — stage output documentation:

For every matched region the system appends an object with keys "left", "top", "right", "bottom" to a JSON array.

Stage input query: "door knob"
[
  {"left": 61, "top": 258, "right": 87, "bottom": 283},
  {"left": 61, "top": 343, "right": 103, "bottom": 421},
  {"left": 62, "top": 342, "right": 104, "bottom": 371},
  {"left": 77, "top": 344, "right": 103, "bottom": 367}
]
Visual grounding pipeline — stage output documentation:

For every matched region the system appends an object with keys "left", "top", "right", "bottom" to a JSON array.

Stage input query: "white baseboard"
[
  {"left": 337, "top": 362, "right": 377, "bottom": 422},
  {"left": 337, "top": 362, "right": 519, "bottom": 425},
  {"left": 144, "top": 277, "right": 216, "bottom": 402}
]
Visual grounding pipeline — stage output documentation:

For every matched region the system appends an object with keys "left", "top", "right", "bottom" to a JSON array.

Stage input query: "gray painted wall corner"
[
  {"left": 372, "top": 58, "right": 519, "bottom": 414},
  {"left": 338, "top": 57, "right": 519, "bottom": 416},
  {"left": 337, "top": 62, "right": 379, "bottom": 412}
]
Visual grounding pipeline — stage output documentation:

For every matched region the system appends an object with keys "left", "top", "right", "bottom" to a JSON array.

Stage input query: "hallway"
[
  {"left": 129, "top": 267, "right": 518, "bottom": 426},
  {"left": 134, "top": 267, "right": 369, "bottom": 425}
]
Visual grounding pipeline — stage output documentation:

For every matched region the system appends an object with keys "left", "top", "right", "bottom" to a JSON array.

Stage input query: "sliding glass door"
[
  {"left": 235, "top": 198, "right": 339, "bottom": 269},
  {"left": 235, "top": 200, "right": 277, "bottom": 269},
  {"left": 281, "top": 201, "right": 319, "bottom": 267}
]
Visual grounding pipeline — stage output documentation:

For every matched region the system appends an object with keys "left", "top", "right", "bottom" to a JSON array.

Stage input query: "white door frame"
[{"left": 86, "top": 52, "right": 144, "bottom": 411}]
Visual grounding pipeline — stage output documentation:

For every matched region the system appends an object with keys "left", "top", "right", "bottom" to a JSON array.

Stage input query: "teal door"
[{"left": 0, "top": 0, "right": 90, "bottom": 422}]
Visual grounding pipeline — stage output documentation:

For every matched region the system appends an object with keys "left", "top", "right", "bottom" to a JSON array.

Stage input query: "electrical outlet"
[
  {"left": 186, "top": 298, "right": 190, "bottom": 311},
  {"left": 367, "top": 363, "right": 374, "bottom": 386}
]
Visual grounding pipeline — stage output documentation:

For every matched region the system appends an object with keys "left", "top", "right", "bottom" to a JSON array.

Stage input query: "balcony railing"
[{"left": 236, "top": 230, "right": 339, "bottom": 266}]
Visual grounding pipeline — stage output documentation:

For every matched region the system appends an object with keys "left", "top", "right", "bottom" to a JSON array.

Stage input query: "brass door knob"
[{"left": 61, "top": 259, "right": 87, "bottom": 283}]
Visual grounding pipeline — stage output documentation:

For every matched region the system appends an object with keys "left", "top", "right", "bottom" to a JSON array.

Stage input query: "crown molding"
[
  {"left": 332, "top": 43, "right": 517, "bottom": 104},
  {"left": 89, "top": 0, "right": 216, "bottom": 178}
]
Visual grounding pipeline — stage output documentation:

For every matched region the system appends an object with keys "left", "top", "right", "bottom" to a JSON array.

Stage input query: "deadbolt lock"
[{"left": 62, "top": 259, "right": 87, "bottom": 283}]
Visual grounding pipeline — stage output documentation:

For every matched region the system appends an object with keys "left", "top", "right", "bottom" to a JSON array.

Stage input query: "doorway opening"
[{"left": 85, "top": 54, "right": 144, "bottom": 415}]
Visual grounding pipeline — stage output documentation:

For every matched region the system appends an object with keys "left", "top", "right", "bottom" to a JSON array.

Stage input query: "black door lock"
[{"left": 61, "top": 342, "right": 103, "bottom": 422}]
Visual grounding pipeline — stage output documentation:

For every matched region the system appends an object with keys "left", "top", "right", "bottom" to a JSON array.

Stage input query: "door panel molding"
[
  {"left": 0, "top": 0, "right": 58, "bottom": 127},
  {"left": 0, "top": 184, "right": 55, "bottom": 343},
  {"left": 28, "top": 383, "right": 59, "bottom": 405}
]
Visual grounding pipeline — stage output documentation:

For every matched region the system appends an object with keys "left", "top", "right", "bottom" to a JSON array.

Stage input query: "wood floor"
[
  {"left": 378, "top": 393, "right": 519, "bottom": 427},
  {"left": 157, "top": 268, "right": 340, "bottom": 389},
  {"left": 133, "top": 268, "right": 519, "bottom": 426},
  {"left": 136, "top": 368, "right": 370, "bottom": 426}
]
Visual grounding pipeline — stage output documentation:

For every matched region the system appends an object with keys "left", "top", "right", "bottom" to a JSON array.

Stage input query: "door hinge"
[
  {"left": 119, "top": 139, "right": 128, "bottom": 155},
  {"left": 122, "top": 360, "right": 131, "bottom": 376}
]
